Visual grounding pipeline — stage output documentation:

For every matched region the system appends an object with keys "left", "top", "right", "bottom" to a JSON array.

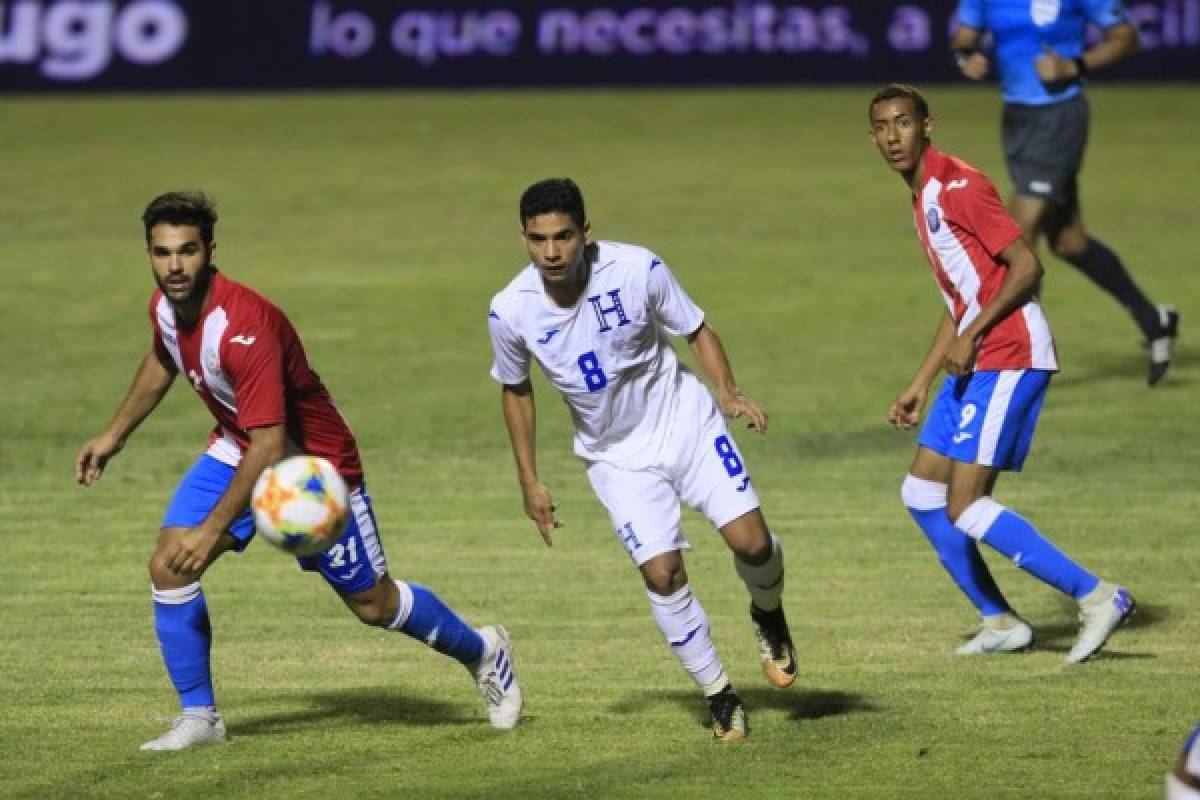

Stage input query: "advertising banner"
[{"left": 1, "top": 1, "right": 1197, "bottom": 90}]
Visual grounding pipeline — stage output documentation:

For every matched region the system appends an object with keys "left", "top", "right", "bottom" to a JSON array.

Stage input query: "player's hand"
[
  {"left": 1035, "top": 45, "right": 1077, "bottom": 85},
  {"left": 521, "top": 480, "right": 560, "bottom": 547},
  {"left": 958, "top": 52, "right": 990, "bottom": 81},
  {"left": 720, "top": 392, "right": 768, "bottom": 434},
  {"left": 888, "top": 386, "right": 925, "bottom": 430},
  {"left": 75, "top": 432, "right": 124, "bottom": 486},
  {"left": 164, "top": 526, "right": 222, "bottom": 576},
  {"left": 942, "top": 334, "right": 979, "bottom": 377}
]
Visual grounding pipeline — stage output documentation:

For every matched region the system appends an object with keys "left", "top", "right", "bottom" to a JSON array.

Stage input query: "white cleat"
[
  {"left": 1148, "top": 305, "right": 1180, "bottom": 387},
  {"left": 140, "top": 711, "right": 227, "bottom": 751},
  {"left": 472, "top": 625, "right": 522, "bottom": 730},
  {"left": 955, "top": 619, "right": 1034, "bottom": 656},
  {"left": 1067, "top": 587, "right": 1135, "bottom": 664}
]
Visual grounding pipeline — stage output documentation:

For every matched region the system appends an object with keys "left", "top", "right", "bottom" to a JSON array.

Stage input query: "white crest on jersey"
[{"left": 1031, "top": 0, "right": 1061, "bottom": 27}]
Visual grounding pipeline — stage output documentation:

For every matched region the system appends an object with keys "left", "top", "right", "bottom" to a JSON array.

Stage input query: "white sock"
[
  {"left": 386, "top": 580, "right": 415, "bottom": 630},
  {"left": 647, "top": 585, "right": 728, "bottom": 696},
  {"left": 734, "top": 533, "right": 785, "bottom": 612}
]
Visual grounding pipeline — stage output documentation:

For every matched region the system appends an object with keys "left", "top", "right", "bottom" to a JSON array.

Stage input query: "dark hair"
[
  {"left": 519, "top": 178, "right": 586, "bottom": 229},
  {"left": 142, "top": 191, "right": 218, "bottom": 243},
  {"left": 868, "top": 83, "right": 930, "bottom": 121}
]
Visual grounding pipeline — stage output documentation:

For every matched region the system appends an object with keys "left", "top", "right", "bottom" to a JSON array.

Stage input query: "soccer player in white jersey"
[
  {"left": 1168, "top": 726, "right": 1200, "bottom": 800},
  {"left": 868, "top": 84, "right": 1134, "bottom": 662},
  {"left": 487, "top": 178, "right": 795, "bottom": 741},
  {"left": 76, "top": 192, "right": 521, "bottom": 750}
]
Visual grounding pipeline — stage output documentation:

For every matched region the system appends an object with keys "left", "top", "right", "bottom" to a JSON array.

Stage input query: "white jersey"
[{"left": 488, "top": 240, "right": 714, "bottom": 469}]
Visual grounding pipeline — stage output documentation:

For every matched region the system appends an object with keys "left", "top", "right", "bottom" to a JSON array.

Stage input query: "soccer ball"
[{"left": 251, "top": 455, "right": 349, "bottom": 556}]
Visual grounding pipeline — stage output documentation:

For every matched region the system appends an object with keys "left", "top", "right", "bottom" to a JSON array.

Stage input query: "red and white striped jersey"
[
  {"left": 149, "top": 269, "right": 363, "bottom": 488},
  {"left": 913, "top": 146, "right": 1058, "bottom": 372}
]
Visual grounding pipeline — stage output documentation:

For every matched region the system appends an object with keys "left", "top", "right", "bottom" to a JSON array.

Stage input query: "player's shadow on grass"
[
  {"left": 1019, "top": 599, "right": 1167, "bottom": 659},
  {"left": 232, "top": 688, "right": 479, "bottom": 736},
  {"left": 610, "top": 687, "right": 880, "bottom": 727},
  {"left": 1050, "top": 349, "right": 1194, "bottom": 390}
]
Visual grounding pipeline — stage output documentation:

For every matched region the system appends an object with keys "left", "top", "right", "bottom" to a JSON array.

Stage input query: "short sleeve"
[
  {"left": 225, "top": 327, "right": 286, "bottom": 430},
  {"left": 955, "top": 0, "right": 984, "bottom": 29},
  {"left": 1084, "top": 0, "right": 1128, "bottom": 27},
  {"left": 488, "top": 307, "right": 531, "bottom": 385},
  {"left": 944, "top": 175, "right": 1023, "bottom": 258},
  {"left": 646, "top": 255, "right": 704, "bottom": 337}
]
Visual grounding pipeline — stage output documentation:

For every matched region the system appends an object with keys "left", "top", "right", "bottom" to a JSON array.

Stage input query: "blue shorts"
[
  {"left": 162, "top": 454, "right": 388, "bottom": 595},
  {"left": 917, "top": 370, "right": 1052, "bottom": 472}
]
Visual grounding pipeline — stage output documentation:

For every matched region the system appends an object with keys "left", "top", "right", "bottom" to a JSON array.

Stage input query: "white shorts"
[{"left": 585, "top": 407, "right": 760, "bottom": 566}]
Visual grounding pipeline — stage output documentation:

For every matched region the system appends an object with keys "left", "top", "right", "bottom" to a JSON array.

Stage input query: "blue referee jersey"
[{"left": 956, "top": 0, "right": 1129, "bottom": 105}]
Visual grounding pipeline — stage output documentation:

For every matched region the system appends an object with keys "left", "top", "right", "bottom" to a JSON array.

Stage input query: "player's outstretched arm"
[
  {"left": 951, "top": 24, "right": 989, "bottom": 81},
  {"left": 889, "top": 313, "right": 956, "bottom": 430},
  {"left": 164, "top": 423, "right": 286, "bottom": 576},
  {"left": 76, "top": 350, "right": 176, "bottom": 485},
  {"left": 500, "top": 381, "right": 559, "bottom": 546},
  {"left": 687, "top": 322, "right": 767, "bottom": 433},
  {"left": 945, "top": 238, "right": 1043, "bottom": 376}
]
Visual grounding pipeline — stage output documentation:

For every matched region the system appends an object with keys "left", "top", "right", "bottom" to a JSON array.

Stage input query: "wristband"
[{"left": 1073, "top": 56, "right": 1090, "bottom": 78}]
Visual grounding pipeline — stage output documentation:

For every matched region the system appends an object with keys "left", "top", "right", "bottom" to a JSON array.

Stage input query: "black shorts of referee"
[{"left": 1002, "top": 93, "right": 1088, "bottom": 206}]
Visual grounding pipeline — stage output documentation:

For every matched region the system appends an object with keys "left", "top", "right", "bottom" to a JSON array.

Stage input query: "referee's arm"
[
  {"left": 1078, "top": 21, "right": 1139, "bottom": 75},
  {"left": 950, "top": 25, "right": 989, "bottom": 81}
]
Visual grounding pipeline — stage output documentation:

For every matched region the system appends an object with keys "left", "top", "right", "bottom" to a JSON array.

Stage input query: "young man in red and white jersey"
[
  {"left": 868, "top": 85, "right": 1133, "bottom": 662},
  {"left": 76, "top": 192, "right": 521, "bottom": 750}
]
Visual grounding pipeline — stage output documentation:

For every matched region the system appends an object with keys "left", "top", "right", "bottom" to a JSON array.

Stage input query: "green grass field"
[{"left": 1, "top": 86, "right": 1196, "bottom": 799}]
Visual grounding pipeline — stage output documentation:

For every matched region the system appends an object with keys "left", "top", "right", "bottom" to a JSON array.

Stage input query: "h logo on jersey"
[
  {"left": 588, "top": 290, "right": 630, "bottom": 333},
  {"left": 1031, "top": 0, "right": 1060, "bottom": 26}
]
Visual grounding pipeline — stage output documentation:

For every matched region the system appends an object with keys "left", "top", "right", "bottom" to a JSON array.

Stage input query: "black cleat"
[
  {"left": 707, "top": 685, "right": 747, "bottom": 742},
  {"left": 750, "top": 604, "right": 797, "bottom": 689},
  {"left": 1148, "top": 305, "right": 1180, "bottom": 387}
]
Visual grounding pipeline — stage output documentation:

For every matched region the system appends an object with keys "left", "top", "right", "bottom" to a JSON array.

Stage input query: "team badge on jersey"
[
  {"left": 204, "top": 349, "right": 221, "bottom": 376},
  {"left": 1031, "top": 0, "right": 1060, "bottom": 26},
  {"left": 588, "top": 289, "right": 630, "bottom": 333},
  {"left": 926, "top": 207, "right": 941, "bottom": 233}
]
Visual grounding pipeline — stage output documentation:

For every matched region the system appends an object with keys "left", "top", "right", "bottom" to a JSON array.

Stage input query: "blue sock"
[
  {"left": 152, "top": 582, "right": 215, "bottom": 709},
  {"left": 902, "top": 475, "right": 1011, "bottom": 617},
  {"left": 957, "top": 498, "right": 1100, "bottom": 600},
  {"left": 388, "top": 581, "right": 484, "bottom": 666},
  {"left": 908, "top": 507, "right": 1012, "bottom": 616}
]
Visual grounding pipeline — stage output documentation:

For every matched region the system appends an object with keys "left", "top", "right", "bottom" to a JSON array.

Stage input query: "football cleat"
[
  {"left": 472, "top": 625, "right": 522, "bottom": 730},
  {"left": 1148, "top": 305, "right": 1180, "bottom": 387},
  {"left": 954, "top": 619, "right": 1034, "bottom": 656},
  {"left": 140, "top": 711, "right": 227, "bottom": 751},
  {"left": 750, "top": 604, "right": 797, "bottom": 688},
  {"left": 707, "top": 685, "right": 747, "bottom": 742},
  {"left": 1067, "top": 587, "right": 1135, "bottom": 664}
]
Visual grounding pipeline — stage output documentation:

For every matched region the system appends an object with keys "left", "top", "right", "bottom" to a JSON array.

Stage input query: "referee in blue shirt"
[{"left": 951, "top": 0, "right": 1178, "bottom": 386}]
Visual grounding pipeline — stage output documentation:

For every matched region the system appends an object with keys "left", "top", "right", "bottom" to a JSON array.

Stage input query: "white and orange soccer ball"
[{"left": 251, "top": 455, "right": 349, "bottom": 556}]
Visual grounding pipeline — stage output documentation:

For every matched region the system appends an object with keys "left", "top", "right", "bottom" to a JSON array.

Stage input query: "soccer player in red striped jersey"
[
  {"left": 76, "top": 192, "right": 521, "bottom": 750},
  {"left": 868, "top": 84, "right": 1134, "bottom": 662}
]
